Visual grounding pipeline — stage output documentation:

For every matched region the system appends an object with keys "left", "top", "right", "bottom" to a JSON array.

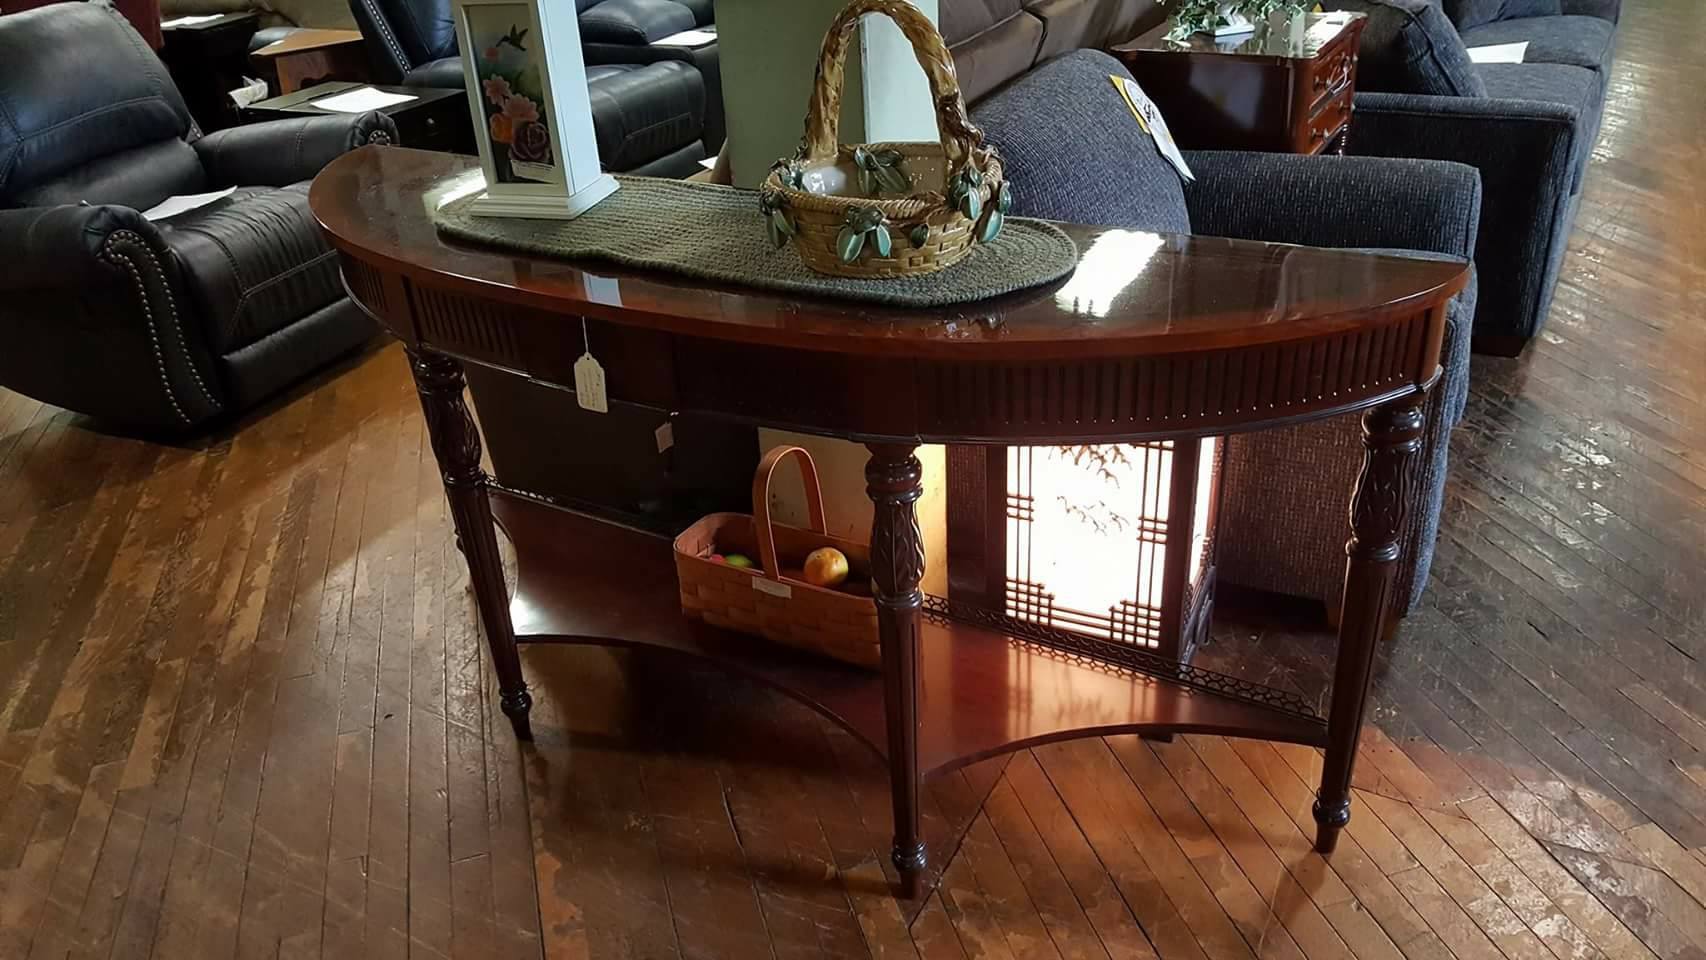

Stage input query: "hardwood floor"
[{"left": 3, "top": 0, "right": 1704, "bottom": 955}]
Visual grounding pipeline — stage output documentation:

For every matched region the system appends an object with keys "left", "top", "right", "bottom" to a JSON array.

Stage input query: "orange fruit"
[{"left": 803, "top": 547, "right": 850, "bottom": 588}]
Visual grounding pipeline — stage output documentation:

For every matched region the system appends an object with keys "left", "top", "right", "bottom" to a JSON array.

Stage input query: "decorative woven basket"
[
  {"left": 673, "top": 446, "right": 881, "bottom": 669},
  {"left": 758, "top": 0, "right": 1011, "bottom": 279}
]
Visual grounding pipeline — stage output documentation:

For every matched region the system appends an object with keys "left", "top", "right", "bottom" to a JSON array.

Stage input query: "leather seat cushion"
[
  {"left": 1459, "top": 15, "right": 1615, "bottom": 70},
  {"left": 403, "top": 56, "right": 469, "bottom": 89},
  {"left": 157, "top": 182, "right": 345, "bottom": 355},
  {"left": 578, "top": 0, "right": 695, "bottom": 44},
  {"left": 673, "top": 0, "right": 712, "bottom": 24},
  {"left": 947, "top": 8, "right": 1045, "bottom": 104},
  {"left": 586, "top": 61, "right": 705, "bottom": 170}
]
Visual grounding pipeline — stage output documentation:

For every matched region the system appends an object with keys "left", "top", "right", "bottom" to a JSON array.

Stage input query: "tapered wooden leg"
[
  {"left": 867, "top": 442, "right": 926, "bottom": 899},
  {"left": 1315, "top": 390, "right": 1426, "bottom": 853},
  {"left": 409, "top": 349, "right": 533, "bottom": 741}
]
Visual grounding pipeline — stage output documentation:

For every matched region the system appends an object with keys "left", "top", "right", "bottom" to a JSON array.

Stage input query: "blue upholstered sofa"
[
  {"left": 969, "top": 49, "right": 1482, "bottom": 619},
  {"left": 1326, "top": 0, "right": 1617, "bottom": 355}
]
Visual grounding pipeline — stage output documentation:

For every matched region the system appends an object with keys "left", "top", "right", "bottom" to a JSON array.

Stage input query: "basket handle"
[
  {"left": 751, "top": 445, "right": 827, "bottom": 582},
  {"left": 799, "top": 0, "right": 985, "bottom": 172}
]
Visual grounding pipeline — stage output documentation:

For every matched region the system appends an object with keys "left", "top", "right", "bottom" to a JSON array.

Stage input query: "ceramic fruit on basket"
[{"left": 759, "top": 0, "right": 1013, "bottom": 279}]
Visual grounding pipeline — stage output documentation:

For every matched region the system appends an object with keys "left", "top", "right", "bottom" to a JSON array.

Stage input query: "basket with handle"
[
  {"left": 673, "top": 446, "right": 881, "bottom": 668},
  {"left": 758, "top": 0, "right": 1011, "bottom": 279}
]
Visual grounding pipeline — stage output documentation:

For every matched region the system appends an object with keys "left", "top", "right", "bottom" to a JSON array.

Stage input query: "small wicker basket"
[
  {"left": 673, "top": 446, "right": 881, "bottom": 669},
  {"left": 759, "top": 0, "right": 1011, "bottom": 279}
]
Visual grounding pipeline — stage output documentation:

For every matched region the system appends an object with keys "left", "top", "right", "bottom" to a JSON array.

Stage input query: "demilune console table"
[{"left": 310, "top": 147, "right": 1469, "bottom": 899}]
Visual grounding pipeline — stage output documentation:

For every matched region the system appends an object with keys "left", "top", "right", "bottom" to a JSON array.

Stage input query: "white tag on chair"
[{"left": 1111, "top": 76, "right": 1196, "bottom": 183}]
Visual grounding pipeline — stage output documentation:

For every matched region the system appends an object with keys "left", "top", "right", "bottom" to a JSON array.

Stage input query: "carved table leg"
[
  {"left": 409, "top": 349, "right": 533, "bottom": 741},
  {"left": 1315, "top": 389, "right": 1426, "bottom": 853},
  {"left": 867, "top": 442, "right": 926, "bottom": 899}
]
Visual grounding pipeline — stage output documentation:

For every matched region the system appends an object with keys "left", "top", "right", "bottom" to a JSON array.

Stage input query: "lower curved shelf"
[{"left": 492, "top": 491, "right": 1328, "bottom": 779}]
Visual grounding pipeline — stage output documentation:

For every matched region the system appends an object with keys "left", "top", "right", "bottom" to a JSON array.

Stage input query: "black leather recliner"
[
  {"left": 0, "top": 3, "right": 398, "bottom": 433},
  {"left": 349, "top": 0, "right": 712, "bottom": 176},
  {"left": 575, "top": 0, "right": 724, "bottom": 156}
]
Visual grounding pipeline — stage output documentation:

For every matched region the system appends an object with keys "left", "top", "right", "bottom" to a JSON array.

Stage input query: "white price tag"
[
  {"left": 573, "top": 352, "right": 608, "bottom": 413},
  {"left": 655, "top": 421, "right": 674, "bottom": 453},
  {"left": 1111, "top": 76, "right": 1195, "bottom": 182}
]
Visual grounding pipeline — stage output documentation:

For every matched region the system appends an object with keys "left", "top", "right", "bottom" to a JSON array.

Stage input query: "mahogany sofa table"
[{"left": 310, "top": 147, "right": 1469, "bottom": 899}]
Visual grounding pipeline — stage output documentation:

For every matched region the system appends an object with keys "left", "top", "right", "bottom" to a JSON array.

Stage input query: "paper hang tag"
[
  {"left": 1111, "top": 76, "right": 1196, "bottom": 183},
  {"left": 573, "top": 352, "right": 608, "bottom": 413}
]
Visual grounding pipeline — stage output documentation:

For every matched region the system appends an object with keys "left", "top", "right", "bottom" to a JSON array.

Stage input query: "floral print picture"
[{"left": 468, "top": 4, "right": 555, "bottom": 184}]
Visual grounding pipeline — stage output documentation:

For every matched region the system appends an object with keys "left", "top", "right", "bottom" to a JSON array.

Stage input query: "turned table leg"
[
  {"left": 1315, "top": 390, "right": 1426, "bottom": 853},
  {"left": 866, "top": 442, "right": 926, "bottom": 899},
  {"left": 408, "top": 349, "right": 534, "bottom": 741}
]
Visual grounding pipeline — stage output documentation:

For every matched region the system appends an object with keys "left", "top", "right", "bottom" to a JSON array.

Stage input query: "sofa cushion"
[
  {"left": 1442, "top": 0, "right": 1506, "bottom": 29},
  {"left": 585, "top": 62, "right": 705, "bottom": 171},
  {"left": 402, "top": 55, "right": 467, "bottom": 89},
  {"left": 1331, "top": 0, "right": 1487, "bottom": 97},
  {"left": 969, "top": 49, "right": 1190, "bottom": 234},
  {"left": 1475, "top": 60, "right": 1596, "bottom": 112},
  {"left": 1460, "top": 15, "right": 1613, "bottom": 70},
  {"left": 158, "top": 183, "right": 345, "bottom": 355},
  {"left": 673, "top": 0, "right": 713, "bottom": 24},
  {"left": 946, "top": 7, "right": 1045, "bottom": 104},
  {"left": 578, "top": 0, "right": 696, "bottom": 45}
]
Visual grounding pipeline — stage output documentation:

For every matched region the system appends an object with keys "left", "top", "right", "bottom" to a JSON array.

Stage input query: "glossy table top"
[
  {"left": 1114, "top": 11, "right": 1366, "bottom": 60},
  {"left": 310, "top": 147, "right": 1467, "bottom": 361}
]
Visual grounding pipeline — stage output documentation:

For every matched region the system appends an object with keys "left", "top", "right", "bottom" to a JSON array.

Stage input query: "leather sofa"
[
  {"left": 1325, "top": 0, "right": 1617, "bottom": 355},
  {"left": 0, "top": 3, "right": 396, "bottom": 432},
  {"left": 349, "top": 0, "right": 714, "bottom": 175}
]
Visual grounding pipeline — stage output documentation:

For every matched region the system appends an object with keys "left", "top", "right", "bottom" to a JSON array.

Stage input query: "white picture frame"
[{"left": 452, "top": 0, "right": 618, "bottom": 218}]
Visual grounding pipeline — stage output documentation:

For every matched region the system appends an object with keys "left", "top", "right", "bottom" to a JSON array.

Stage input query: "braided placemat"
[{"left": 430, "top": 175, "right": 1077, "bottom": 307}]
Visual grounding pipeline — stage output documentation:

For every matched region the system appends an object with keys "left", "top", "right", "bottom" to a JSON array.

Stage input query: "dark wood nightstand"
[
  {"left": 159, "top": 12, "right": 259, "bottom": 132},
  {"left": 242, "top": 82, "right": 475, "bottom": 155},
  {"left": 1110, "top": 12, "right": 1367, "bottom": 155}
]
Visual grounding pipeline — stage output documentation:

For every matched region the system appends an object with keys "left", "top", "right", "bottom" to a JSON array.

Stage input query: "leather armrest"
[
  {"left": 0, "top": 204, "right": 224, "bottom": 427},
  {"left": 0, "top": 203, "right": 163, "bottom": 290},
  {"left": 1181, "top": 152, "right": 1482, "bottom": 261},
  {"left": 193, "top": 111, "right": 400, "bottom": 187}
]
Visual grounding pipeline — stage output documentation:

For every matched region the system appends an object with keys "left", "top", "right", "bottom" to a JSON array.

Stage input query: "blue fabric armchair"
[
  {"left": 969, "top": 49, "right": 1482, "bottom": 618},
  {"left": 1327, "top": 0, "right": 1615, "bottom": 355}
]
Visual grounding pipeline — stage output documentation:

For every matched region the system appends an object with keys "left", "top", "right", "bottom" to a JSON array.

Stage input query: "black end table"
[
  {"left": 241, "top": 81, "right": 474, "bottom": 154},
  {"left": 160, "top": 11, "right": 259, "bottom": 132}
]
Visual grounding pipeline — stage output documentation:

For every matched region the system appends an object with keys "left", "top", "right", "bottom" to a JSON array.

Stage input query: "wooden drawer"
[
  {"left": 1297, "top": 85, "right": 1353, "bottom": 154},
  {"left": 1305, "top": 41, "right": 1357, "bottom": 115}
]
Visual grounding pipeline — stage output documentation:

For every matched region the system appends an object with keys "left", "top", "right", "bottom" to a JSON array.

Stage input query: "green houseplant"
[{"left": 1166, "top": 0, "right": 1311, "bottom": 40}]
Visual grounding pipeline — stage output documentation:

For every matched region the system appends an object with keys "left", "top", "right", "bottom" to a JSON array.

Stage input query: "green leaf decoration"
[
  {"left": 873, "top": 224, "right": 892, "bottom": 258},
  {"left": 851, "top": 206, "right": 884, "bottom": 231},
  {"left": 853, "top": 146, "right": 872, "bottom": 169},
  {"left": 966, "top": 166, "right": 983, "bottom": 188},
  {"left": 858, "top": 167, "right": 877, "bottom": 196},
  {"left": 978, "top": 208, "right": 1005, "bottom": 244},
  {"left": 959, "top": 189, "right": 982, "bottom": 222},
  {"left": 875, "top": 148, "right": 904, "bottom": 166},
  {"left": 909, "top": 224, "right": 930, "bottom": 248},
  {"left": 874, "top": 164, "right": 910, "bottom": 195},
  {"left": 997, "top": 182, "right": 1013, "bottom": 214},
  {"left": 767, "top": 208, "right": 795, "bottom": 248},
  {"left": 837, "top": 225, "right": 865, "bottom": 263}
]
